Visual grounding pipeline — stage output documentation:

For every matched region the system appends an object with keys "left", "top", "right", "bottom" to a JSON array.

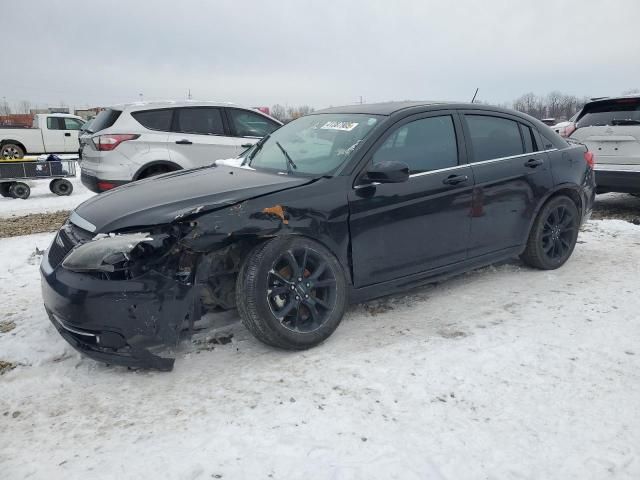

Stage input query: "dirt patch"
[
  {"left": 0, "top": 210, "right": 69, "bottom": 238},
  {"left": 0, "top": 320, "right": 16, "bottom": 333},
  {"left": 0, "top": 360, "right": 16, "bottom": 375},
  {"left": 591, "top": 194, "right": 640, "bottom": 224}
]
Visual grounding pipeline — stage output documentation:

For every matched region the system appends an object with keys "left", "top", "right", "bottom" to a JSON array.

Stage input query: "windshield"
[
  {"left": 576, "top": 98, "right": 640, "bottom": 128},
  {"left": 247, "top": 113, "right": 382, "bottom": 175}
]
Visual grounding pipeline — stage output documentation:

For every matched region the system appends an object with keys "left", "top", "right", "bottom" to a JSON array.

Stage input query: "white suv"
[
  {"left": 568, "top": 95, "right": 640, "bottom": 194},
  {"left": 79, "top": 101, "right": 282, "bottom": 192}
]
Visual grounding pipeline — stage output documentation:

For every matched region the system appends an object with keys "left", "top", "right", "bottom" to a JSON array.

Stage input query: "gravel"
[{"left": 0, "top": 210, "right": 69, "bottom": 238}]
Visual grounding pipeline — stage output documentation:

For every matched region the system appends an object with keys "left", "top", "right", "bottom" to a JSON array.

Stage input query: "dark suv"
[{"left": 41, "top": 101, "right": 596, "bottom": 370}]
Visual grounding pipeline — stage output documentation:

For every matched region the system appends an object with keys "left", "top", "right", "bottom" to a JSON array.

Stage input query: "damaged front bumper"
[{"left": 40, "top": 249, "right": 197, "bottom": 371}]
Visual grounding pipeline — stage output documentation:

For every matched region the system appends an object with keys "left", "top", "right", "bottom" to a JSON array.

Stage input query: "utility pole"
[
  {"left": 188, "top": 88, "right": 192, "bottom": 100},
  {"left": 139, "top": 93, "right": 144, "bottom": 102},
  {"left": 359, "top": 96, "right": 363, "bottom": 104}
]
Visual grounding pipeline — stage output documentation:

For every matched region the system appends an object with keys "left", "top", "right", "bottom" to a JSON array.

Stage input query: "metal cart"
[{"left": 0, "top": 160, "right": 76, "bottom": 199}]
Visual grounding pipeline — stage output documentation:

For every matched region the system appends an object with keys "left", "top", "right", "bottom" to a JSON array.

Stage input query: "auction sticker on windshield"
[{"left": 320, "top": 121, "right": 359, "bottom": 131}]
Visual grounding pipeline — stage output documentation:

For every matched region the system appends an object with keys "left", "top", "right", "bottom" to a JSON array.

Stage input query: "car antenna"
[{"left": 471, "top": 88, "right": 479, "bottom": 103}]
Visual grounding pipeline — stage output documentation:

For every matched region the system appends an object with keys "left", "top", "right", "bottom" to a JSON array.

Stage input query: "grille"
[{"left": 48, "top": 223, "right": 93, "bottom": 268}]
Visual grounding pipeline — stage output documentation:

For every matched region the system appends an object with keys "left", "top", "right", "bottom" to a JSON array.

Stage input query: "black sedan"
[{"left": 40, "top": 101, "right": 596, "bottom": 370}]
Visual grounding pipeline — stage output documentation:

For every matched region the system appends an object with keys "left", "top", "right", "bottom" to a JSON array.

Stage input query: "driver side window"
[{"left": 372, "top": 115, "right": 458, "bottom": 174}]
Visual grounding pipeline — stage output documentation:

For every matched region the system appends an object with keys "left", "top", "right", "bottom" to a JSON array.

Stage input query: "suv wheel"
[
  {"left": 138, "top": 165, "right": 175, "bottom": 179},
  {"left": 521, "top": 196, "right": 579, "bottom": 270},
  {"left": 236, "top": 236, "right": 347, "bottom": 350}
]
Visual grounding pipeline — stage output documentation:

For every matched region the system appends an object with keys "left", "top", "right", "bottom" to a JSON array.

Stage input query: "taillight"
[
  {"left": 562, "top": 123, "right": 577, "bottom": 138},
  {"left": 97, "top": 181, "right": 117, "bottom": 191},
  {"left": 92, "top": 134, "right": 139, "bottom": 151},
  {"left": 584, "top": 151, "right": 595, "bottom": 168}
]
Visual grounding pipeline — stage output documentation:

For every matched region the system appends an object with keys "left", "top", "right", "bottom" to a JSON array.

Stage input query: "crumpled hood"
[{"left": 74, "top": 166, "right": 312, "bottom": 232}]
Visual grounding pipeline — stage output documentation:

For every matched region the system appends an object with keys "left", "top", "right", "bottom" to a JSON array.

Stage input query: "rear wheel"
[
  {"left": 236, "top": 236, "right": 347, "bottom": 350},
  {"left": 49, "top": 178, "right": 73, "bottom": 196},
  {"left": 8, "top": 182, "right": 30, "bottom": 199},
  {"left": 521, "top": 196, "right": 579, "bottom": 270},
  {"left": 0, "top": 182, "right": 13, "bottom": 197},
  {"left": 138, "top": 164, "right": 175, "bottom": 179},
  {"left": 0, "top": 143, "right": 25, "bottom": 160}
]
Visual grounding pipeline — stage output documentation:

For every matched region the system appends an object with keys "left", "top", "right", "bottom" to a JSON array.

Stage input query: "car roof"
[
  {"left": 312, "top": 101, "right": 541, "bottom": 120},
  {"left": 313, "top": 101, "right": 451, "bottom": 116},
  {"left": 107, "top": 100, "right": 245, "bottom": 112},
  {"left": 585, "top": 94, "right": 640, "bottom": 105}
]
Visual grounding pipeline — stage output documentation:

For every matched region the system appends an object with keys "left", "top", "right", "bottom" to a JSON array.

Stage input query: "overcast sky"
[{"left": 3, "top": 0, "right": 640, "bottom": 110}]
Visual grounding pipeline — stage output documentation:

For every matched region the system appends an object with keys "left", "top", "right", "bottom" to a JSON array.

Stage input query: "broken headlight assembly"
[{"left": 61, "top": 227, "right": 198, "bottom": 282}]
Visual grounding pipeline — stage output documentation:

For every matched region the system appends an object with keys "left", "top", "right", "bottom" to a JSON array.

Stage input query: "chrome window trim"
[
  {"left": 353, "top": 148, "right": 558, "bottom": 189},
  {"left": 70, "top": 211, "right": 97, "bottom": 233},
  {"left": 469, "top": 148, "right": 557, "bottom": 166}
]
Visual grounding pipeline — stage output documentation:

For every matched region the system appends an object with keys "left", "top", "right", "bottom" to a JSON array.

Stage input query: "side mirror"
[{"left": 364, "top": 161, "right": 409, "bottom": 184}]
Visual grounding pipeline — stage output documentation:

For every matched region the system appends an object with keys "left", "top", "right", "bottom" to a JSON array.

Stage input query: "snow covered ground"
[
  {"left": 1, "top": 220, "right": 639, "bottom": 479},
  {"left": 0, "top": 168, "right": 95, "bottom": 218}
]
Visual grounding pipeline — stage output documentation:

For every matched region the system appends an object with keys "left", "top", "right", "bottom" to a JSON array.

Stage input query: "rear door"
[
  {"left": 41, "top": 117, "right": 67, "bottom": 152},
  {"left": 167, "top": 107, "right": 238, "bottom": 168},
  {"left": 225, "top": 108, "right": 282, "bottom": 156},
  {"left": 461, "top": 112, "right": 554, "bottom": 257},
  {"left": 348, "top": 111, "right": 474, "bottom": 286}
]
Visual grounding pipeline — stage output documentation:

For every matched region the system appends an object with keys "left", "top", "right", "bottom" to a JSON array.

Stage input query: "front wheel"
[
  {"left": 236, "top": 236, "right": 348, "bottom": 350},
  {"left": 8, "top": 182, "right": 30, "bottom": 200},
  {"left": 521, "top": 196, "right": 580, "bottom": 270}
]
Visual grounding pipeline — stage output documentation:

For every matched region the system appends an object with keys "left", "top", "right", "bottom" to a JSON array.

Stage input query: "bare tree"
[
  {"left": 0, "top": 99, "right": 11, "bottom": 116},
  {"left": 270, "top": 104, "right": 286, "bottom": 121},
  {"left": 622, "top": 88, "right": 640, "bottom": 95},
  {"left": 17, "top": 100, "right": 31, "bottom": 114}
]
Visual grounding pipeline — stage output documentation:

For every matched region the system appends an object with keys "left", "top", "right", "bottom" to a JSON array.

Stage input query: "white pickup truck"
[{"left": 0, "top": 113, "right": 85, "bottom": 159}]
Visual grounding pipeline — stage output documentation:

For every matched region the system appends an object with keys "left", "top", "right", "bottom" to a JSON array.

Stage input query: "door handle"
[
  {"left": 175, "top": 139, "right": 193, "bottom": 145},
  {"left": 442, "top": 174, "right": 468, "bottom": 185},
  {"left": 525, "top": 158, "right": 544, "bottom": 168},
  {"left": 241, "top": 143, "right": 254, "bottom": 148},
  {"left": 64, "top": 132, "right": 71, "bottom": 137}
]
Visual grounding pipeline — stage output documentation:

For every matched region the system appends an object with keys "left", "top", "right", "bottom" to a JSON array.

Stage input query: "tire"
[
  {"left": 0, "top": 182, "right": 13, "bottom": 198},
  {"left": 49, "top": 178, "right": 73, "bottom": 196},
  {"left": 520, "top": 195, "right": 580, "bottom": 270},
  {"left": 236, "top": 236, "right": 348, "bottom": 350},
  {"left": 8, "top": 182, "right": 30, "bottom": 199},
  {"left": 138, "top": 165, "right": 172, "bottom": 179},
  {"left": 0, "top": 143, "right": 25, "bottom": 160}
]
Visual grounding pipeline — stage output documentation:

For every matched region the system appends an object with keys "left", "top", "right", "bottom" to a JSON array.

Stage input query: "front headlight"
[{"left": 62, "top": 232, "right": 172, "bottom": 274}]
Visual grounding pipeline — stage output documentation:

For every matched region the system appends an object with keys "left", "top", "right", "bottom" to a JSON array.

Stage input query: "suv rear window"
[
  {"left": 576, "top": 98, "right": 640, "bottom": 128},
  {"left": 132, "top": 109, "right": 173, "bottom": 131},
  {"left": 90, "top": 109, "right": 122, "bottom": 133}
]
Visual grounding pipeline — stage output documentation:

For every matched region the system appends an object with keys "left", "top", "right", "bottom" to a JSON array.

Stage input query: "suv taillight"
[
  {"left": 584, "top": 151, "right": 595, "bottom": 168},
  {"left": 92, "top": 134, "right": 140, "bottom": 151}
]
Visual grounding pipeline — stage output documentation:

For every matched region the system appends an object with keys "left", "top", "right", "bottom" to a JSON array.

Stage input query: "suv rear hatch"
[
  {"left": 569, "top": 97, "right": 640, "bottom": 166},
  {"left": 79, "top": 108, "right": 122, "bottom": 158}
]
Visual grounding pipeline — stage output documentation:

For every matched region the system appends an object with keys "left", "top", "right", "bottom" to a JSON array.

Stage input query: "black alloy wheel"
[
  {"left": 521, "top": 195, "right": 579, "bottom": 270},
  {"left": 236, "top": 236, "right": 347, "bottom": 350},
  {"left": 267, "top": 247, "right": 338, "bottom": 333}
]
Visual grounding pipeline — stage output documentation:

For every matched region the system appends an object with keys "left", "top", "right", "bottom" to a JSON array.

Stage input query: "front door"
[
  {"left": 348, "top": 112, "right": 474, "bottom": 287},
  {"left": 460, "top": 112, "right": 554, "bottom": 257}
]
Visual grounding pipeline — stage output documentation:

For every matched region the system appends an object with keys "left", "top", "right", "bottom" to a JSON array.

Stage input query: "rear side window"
[
  {"left": 132, "top": 109, "right": 173, "bottom": 131},
  {"left": 90, "top": 109, "right": 122, "bottom": 133},
  {"left": 465, "top": 115, "right": 524, "bottom": 162},
  {"left": 520, "top": 124, "right": 538, "bottom": 153},
  {"left": 227, "top": 109, "right": 280, "bottom": 137},
  {"left": 372, "top": 115, "right": 458, "bottom": 174},
  {"left": 175, "top": 108, "right": 224, "bottom": 135},
  {"left": 63, "top": 118, "right": 83, "bottom": 130},
  {"left": 576, "top": 98, "right": 640, "bottom": 128},
  {"left": 46, "top": 117, "right": 64, "bottom": 130}
]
